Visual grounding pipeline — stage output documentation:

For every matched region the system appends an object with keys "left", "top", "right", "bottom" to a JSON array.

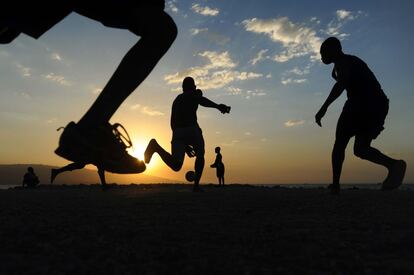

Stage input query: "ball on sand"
[{"left": 185, "top": 171, "right": 195, "bottom": 182}]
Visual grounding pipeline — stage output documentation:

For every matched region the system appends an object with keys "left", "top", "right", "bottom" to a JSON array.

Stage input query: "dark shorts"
[
  {"left": 1, "top": 1, "right": 165, "bottom": 39},
  {"left": 336, "top": 97, "right": 389, "bottom": 140}
]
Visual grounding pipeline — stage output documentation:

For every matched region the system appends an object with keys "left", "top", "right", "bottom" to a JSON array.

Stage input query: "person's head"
[
  {"left": 27, "top": 167, "right": 34, "bottom": 173},
  {"left": 320, "top": 37, "right": 343, "bottom": 64},
  {"left": 182, "top": 76, "right": 196, "bottom": 93},
  {"left": 215, "top": 146, "right": 221, "bottom": 153}
]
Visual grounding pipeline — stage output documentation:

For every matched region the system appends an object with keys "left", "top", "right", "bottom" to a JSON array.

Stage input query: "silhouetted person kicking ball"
[
  {"left": 144, "top": 77, "right": 231, "bottom": 192},
  {"left": 210, "top": 146, "right": 225, "bottom": 186},
  {"left": 1, "top": 2, "right": 177, "bottom": 176},
  {"left": 315, "top": 37, "right": 406, "bottom": 194},
  {"left": 23, "top": 167, "right": 39, "bottom": 188}
]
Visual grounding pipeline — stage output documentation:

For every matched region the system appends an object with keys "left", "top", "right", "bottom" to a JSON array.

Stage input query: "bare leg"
[
  {"left": 332, "top": 136, "right": 352, "bottom": 186},
  {"left": 51, "top": 163, "right": 86, "bottom": 183},
  {"left": 194, "top": 156, "right": 204, "bottom": 187},
  {"left": 97, "top": 167, "right": 106, "bottom": 189},
  {"left": 144, "top": 139, "right": 184, "bottom": 171},
  {"left": 78, "top": 11, "right": 177, "bottom": 126},
  {"left": 353, "top": 135, "right": 396, "bottom": 169}
]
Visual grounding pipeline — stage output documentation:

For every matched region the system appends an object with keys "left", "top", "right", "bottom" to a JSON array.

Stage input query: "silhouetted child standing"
[
  {"left": 315, "top": 37, "right": 406, "bottom": 194},
  {"left": 210, "top": 147, "right": 225, "bottom": 186},
  {"left": 144, "top": 77, "right": 231, "bottom": 192},
  {"left": 23, "top": 167, "right": 39, "bottom": 188}
]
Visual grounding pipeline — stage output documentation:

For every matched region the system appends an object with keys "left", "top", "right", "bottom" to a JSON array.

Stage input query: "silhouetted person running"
[
  {"left": 315, "top": 37, "right": 406, "bottom": 194},
  {"left": 210, "top": 146, "right": 225, "bottom": 186},
  {"left": 144, "top": 77, "right": 231, "bottom": 192},
  {"left": 1, "top": 2, "right": 177, "bottom": 175},
  {"left": 22, "top": 167, "right": 39, "bottom": 188}
]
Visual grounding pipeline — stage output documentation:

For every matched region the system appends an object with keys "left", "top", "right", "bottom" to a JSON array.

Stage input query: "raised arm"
[{"left": 315, "top": 82, "right": 345, "bottom": 127}]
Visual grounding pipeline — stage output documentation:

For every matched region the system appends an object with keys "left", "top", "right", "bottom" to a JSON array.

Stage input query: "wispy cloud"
[
  {"left": 284, "top": 119, "right": 305, "bottom": 127},
  {"left": 166, "top": 0, "right": 179, "bottom": 13},
  {"left": 42, "top": 73, "right": 72, "bottom": 86},
  {"left": 246, "top": 89, "right": 266, "bottom": 99},
  {"left": 190, "top": 28, "right": 208, "bottom": 35},
  {"left": 164, "top": 51, "right": 262, "bottom": 90},
  {"left": 46, "top": 118, "right": 58, "bottom": 124},
  {"left": 15, "top": 63, "right": 32, "bottom": 78},
  {"left": 51, "top": 52, "right": 62, "bottom": 61},
  {"left": 130, "top": 104, "right": 164, "bottom": 116},
  {"left": 250, "top": 49, "right": 269, "bottom": 65},
  {"left": 191, "top": 3, "right": 219, "bottom": 16},
  {"left": 281, "top": 78, "right": 307, "bottom": 85},
  {"left": 243, "top": 17, "right": 322, "bottom": 62},
  {"left": 323, "top": 10, "right": 364, "bottom": 38}
]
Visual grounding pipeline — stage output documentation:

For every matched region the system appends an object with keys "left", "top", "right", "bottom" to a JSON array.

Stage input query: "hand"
[
  {"left": 315, "top": 106, "right": 327, "bottom": 127},
  {"left": 218, "top": 104, "right": 231, "bottom": 114},
  {"left": 196, "top": 89, "right": 203, "bottom": 97},
  {"left": 185, "top": 145, "right": 195, "bottom": 158}
]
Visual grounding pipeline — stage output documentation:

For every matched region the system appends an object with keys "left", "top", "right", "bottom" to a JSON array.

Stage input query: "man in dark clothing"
[
  {"left": 23, "top": 167, "right": 40, "bottom": 188},
  {"left": 315, "top": 37, "right": 406, "bottom": 194},
  {"left": 144, "top": 77, "right": 231, "bottom": 191}
]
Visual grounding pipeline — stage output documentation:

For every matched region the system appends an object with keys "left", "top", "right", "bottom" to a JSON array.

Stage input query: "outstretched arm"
[
  {"left": 199, "top": 97, "right": 230, "bottom": 114},
  {"left": 315, "top": 82, "right": 345, "bottom": 127}
]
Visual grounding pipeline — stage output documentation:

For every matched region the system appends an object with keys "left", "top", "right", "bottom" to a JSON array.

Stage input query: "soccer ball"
[{"left": 185, "top": 171, "right": 195, "bottom": 182}]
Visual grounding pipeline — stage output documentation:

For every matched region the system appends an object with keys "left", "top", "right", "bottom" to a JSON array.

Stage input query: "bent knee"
[
  {"left": 130, "top": 11, "right": 177, "bottom": 45},
  {"left": 353, "top": 146, "right": 369, "bottom": 159},
  {"left": 171, "top": 161, "right": 183, "bottom": 172}
]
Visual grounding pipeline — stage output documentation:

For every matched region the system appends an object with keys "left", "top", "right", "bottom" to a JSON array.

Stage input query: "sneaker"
[
  {"left": 144, "top": 139, "right": 158, "bottom": 164},
  {"left": 55, "top": 122, "right": 146, "bottom": 174},
  {"left": 327, "top": 183, "right": 340, "bottom": 195},
  {"left": 382, "top": 160, "right": 406, "bottom": 191}
]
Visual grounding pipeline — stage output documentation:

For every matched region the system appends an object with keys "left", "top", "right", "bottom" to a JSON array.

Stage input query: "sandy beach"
[{"left": 1, "top": 184, "right": 414, "bottom": 274}]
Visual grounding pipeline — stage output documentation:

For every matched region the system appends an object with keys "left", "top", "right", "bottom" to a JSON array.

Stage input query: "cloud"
[
  {"left": 191, "top": 29, "right": 230, "bottom": 45},
  {"left": 46, "top": 118, "right": 58, "bottom": 124},
  {"left": 164, "top": 51, "right": 263, "bottom": 90},
  {"left": 284, "top": 119, "right": 305, "bottom": 127},
  {"left": 244, "top": 132, "right": 252, "bottom": 136},
  {"left": 324, "top": 10, "right": 363, "bottom": 38},
  {"left": 250, "top": 49, "right": 269, "bottom": 65},
  {"left": 190, "top": 28, "right": 208, "bottom": 35},
  {"left": 15, "top": 63, "right": 31, "bottom": 78},
  {"left": 243, "top": 17, "right": 322, "bottom": 62},
  {"left": 286, "top": 66, "right": 310, "bottom": 76},
  {"left": 265, "top": 73, "right": 272, "bottom": 79},
  {"left": 281, "top": 78, "right": 307, "bottom": 85},
  {"left": 226, "top": 86, "right": 243, "bottom": 95},
  {"left": 191, "top": 3, "right": 219, "bottom": 16},
  {"left": 51, "top": 53, "right": 62, "bottom": 61},
  {"left": 166, "top": 0, "right": 179, "bottom": 13},
  {"left": 246, "top": 89, "right": 266, "bottom": 99},
  {"left": 130, "top": 104, "right": 164, "bottom": 116},
  {"left": 42, "top": 73, "right": 72, "bottom": 86}
]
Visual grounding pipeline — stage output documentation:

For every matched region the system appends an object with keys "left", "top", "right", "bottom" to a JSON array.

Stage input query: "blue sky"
[{"left": 0, "top": 0, "right": 413, "bottom": 183}]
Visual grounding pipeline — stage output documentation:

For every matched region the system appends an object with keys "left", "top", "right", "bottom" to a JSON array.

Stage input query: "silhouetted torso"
[
  {"left": 170, "top": 92, "right": 201, "bottom": 130},
  {"left": 333, "top": 54, "right": 387, "bottom": 105}
]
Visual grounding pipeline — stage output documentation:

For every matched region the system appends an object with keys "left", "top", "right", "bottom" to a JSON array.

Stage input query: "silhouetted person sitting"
[
  {"left": 315, "top": 37, "right": 406, "bottom": 194},
  {"left": 210, "top": 146, "right": 225, "bottom": 186},
  {"left": 22, "top": 167, "right": 39, "bottom": 188},
  {"left": 144, "top": 77, "right": 231, "bottom": 192},
  {"left": 1, "top": 2, "right": 177, "bottom": 175}
]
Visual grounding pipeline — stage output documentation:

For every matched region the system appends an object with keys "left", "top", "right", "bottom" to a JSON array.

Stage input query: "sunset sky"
[{"left": 1, "top": 0, "right": 413, "bottom": 184}]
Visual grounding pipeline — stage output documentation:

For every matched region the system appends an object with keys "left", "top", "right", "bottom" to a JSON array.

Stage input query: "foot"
[
  {"left": 50, "top": 169, "right": 58, "bottom": 184},
  {"left": 382, "top": 160, "right": 407, "bottom": 191},
  {"left": 144, "top": 139, "right": 158, "bottom": 164},
  {"left": 55, "top": 122, "right": 146, "bottom": 174},
  {"left": 327, "top": 183, "right": 340, "bottom": 195}
]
